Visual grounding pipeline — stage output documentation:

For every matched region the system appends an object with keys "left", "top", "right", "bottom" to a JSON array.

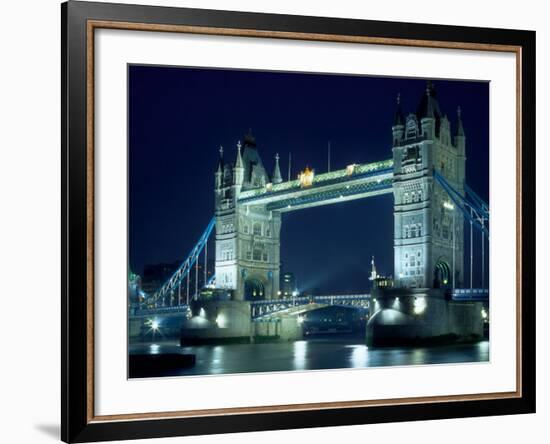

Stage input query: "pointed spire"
[
  {"left": 235, "top": 140, "right": 243, "bottom": 169},
  {"left": 417, "top": 80, "right": 441, "bottom": 119},
  {"left": 455, "top": 106, "right": 465, "bottom": 137},
  {"left": 216, "top": 145, "right": 224, "bottom": 172},
  {"left": 243, "top": 128, "right": 256, "bottom": 147},
  {"left": 272, "top": 153, "right": 283, "bottom": 184},
  {"left": 369, "top": 255, "right": 378, "bottom": 281},
  {"left": 393, "top": 92, "right": 404, "bottom": 126}
]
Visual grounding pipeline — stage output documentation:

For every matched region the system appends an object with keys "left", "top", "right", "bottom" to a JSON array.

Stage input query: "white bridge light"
[
  {"left": 413, "top": 297, "right": 427, "bottom": 315},
  {"left": 443, "top": 201, "right": 455, "bottom": 210}
]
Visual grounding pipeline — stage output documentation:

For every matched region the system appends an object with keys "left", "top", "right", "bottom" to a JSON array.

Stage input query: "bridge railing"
[
  {"left": 131, "top": 305, "right": 190, "bottom": 317},
  {"left": 451, "top": 288, "right": 489, "bottom": 301},
  {"left": 251, "top": 294, "right": 370, "bottom": 319}
]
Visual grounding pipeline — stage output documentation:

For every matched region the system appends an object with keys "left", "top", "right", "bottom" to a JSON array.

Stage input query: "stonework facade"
[
  {"left": 392, "top": 84, "right": 466, "bottom": 289},
  {"left": 214, "top": 132, "right": 282, "bottom": 301}
]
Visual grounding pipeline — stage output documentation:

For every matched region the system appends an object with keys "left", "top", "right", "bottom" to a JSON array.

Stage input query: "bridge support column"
[
  {"left": 180, "top": 300, "right": 252, "bottom": 345},
  {"left": 366, "top": 288, "right": 484, "bottom": 347}
]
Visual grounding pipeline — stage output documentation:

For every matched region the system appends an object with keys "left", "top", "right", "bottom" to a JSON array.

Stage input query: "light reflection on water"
[
  {"left": 293, "top": 340, "right": 308, "bottom": 370},
  {"left": 345, "top": 344, "right": 369, "bottom": 367},
  {"left": 129, "top": 337, "right": 489, "bottom": 378}
]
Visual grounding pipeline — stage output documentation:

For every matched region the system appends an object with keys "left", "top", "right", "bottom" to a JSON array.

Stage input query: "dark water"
[{"left": 129, "top": 336, "right": 489, "bottom": 378}]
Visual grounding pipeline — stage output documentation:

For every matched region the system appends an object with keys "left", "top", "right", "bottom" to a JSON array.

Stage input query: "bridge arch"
[
  {"left": 433, "top": 259, "right": 451, "bottom": 288},
  {"left": 244, "top": 277, "right": 266, "bottom": 301}
]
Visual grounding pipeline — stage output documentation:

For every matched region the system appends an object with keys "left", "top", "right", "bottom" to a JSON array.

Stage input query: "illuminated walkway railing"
[{"left": 251, "top": 294, "right": 371, "bottom": 319}]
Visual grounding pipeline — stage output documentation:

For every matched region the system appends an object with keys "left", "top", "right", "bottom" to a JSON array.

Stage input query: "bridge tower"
[
  {"left": 214, "top": 131, "right": 282, "bottom": 301},
  {"left": 392, "top": 83, "right": 465, "bottom": 289}
]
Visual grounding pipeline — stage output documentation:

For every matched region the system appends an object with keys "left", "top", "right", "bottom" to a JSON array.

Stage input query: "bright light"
[
  {"left": 297, "top": 316, "right": 305, "bottom": 324},
  {"left": 481, "top": 308, "right": 488, "bottom": 319},
  {"left": 277, "top": 290, "right": 282, "bottom": 296},
  {"left": 150, "top": 320, "right": 159, "bottom": 331},
  {"left": 298, "top": 167, "right": 314, "bottom": 187},
  {"left": 199, "top": 308, "right": 206, "bottom": 318},
  {"left": 346, "top": 164, "right": 356, "bottom": 175},
  {"left": 443, "top": 201, "right": 454, "bottom": 210},
  {"left": 413, "top": 297, "right": 427, "bottom": 315},
  {"left": 216, "top": 314, "right": 226, "bottom": 327},
  {"left": 292, "top": 290, "right": 299, "bottom": 297},
  {"left": 443, "top": 279, "right": 448, "bottom": 285}
]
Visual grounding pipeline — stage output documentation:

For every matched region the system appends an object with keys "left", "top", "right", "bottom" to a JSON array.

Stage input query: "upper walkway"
[{"left": 238, "top": 159, "right": 394, "bottom": 212}]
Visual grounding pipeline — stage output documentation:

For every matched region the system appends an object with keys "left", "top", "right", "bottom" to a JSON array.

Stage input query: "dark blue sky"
[{"left": 129, "top": 65, "right": 489, "bottom": 292}]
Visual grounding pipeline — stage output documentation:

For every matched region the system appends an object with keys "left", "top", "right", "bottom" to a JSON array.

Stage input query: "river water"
[{"left": 129, "top": 335, "right": 489, "bottom": 378}]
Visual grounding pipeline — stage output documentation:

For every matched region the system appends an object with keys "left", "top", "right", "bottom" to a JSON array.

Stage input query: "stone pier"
[{"left": 366, "top": 287, "right": 484, "bottom": 347}]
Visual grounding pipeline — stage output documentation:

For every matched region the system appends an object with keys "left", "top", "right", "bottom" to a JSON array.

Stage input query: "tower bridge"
[{"left": 133, "top": 82, "right": 490, "bottom": 346}]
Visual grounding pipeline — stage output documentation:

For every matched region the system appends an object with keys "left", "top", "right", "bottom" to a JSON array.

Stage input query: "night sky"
[{"left": 129, "top": 65, "right": 489, "bottom": 293}]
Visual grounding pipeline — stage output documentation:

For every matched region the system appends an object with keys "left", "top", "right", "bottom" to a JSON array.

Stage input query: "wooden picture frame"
[{"left": 62, "top": 1, "right": 536, "bottom": 442}]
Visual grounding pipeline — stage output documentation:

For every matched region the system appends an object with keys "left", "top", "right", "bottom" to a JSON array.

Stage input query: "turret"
[
  {"left": 215, "top": 145, "right": 224, "bottom": 190},
  {"left": 272, "top": 153, "right": 283, "bottom": 184},
  {"left": 454, "top": 106, "right": 466, "bottom": 154},
  {"left": 392, "top": 93, "right": 405, "bottom": 145},
  {"left": 417, "top": 81, "right": 442, "bottom": 139},
  {"left": 240, "top": 129, "right": 269, "bottom": 189},
  {"left": 233, "top": 140, "right": 244, "bottom": 187}
]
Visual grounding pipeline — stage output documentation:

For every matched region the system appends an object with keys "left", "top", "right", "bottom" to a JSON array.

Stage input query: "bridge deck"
[{"left": 238, "top": 160, "right": 393, "bottom": 211}]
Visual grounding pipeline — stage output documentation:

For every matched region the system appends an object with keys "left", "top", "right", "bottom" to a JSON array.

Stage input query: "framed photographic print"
[{"left": 61, "top": 1, "right": 536, "bottom": 442}]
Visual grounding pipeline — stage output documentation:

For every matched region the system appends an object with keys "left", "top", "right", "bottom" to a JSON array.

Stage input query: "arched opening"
[
  {"left": 244, "top": 278, "right": 265, "bottom": 300},
  {"left": 433, "top": 260, "right": 451, "bottom": 288}
]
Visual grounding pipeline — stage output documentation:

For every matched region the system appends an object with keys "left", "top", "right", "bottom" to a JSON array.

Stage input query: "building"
[
  {"left": 214, "top": 131, "right": 282, "bottom": 300},
  {"left": 392, "top": 84, "right": 465, "bottom": 289},
  {"left": 280, "top": 272, "right": 297, "bottom": 298}
]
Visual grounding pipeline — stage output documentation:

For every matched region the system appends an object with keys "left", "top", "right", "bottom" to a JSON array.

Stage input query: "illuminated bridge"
[
  {"left": 132, "top": 82, "right": 490, "bottom": 344},
  {"left": 238, "top": 160, "right": 393, "bottom": 211}
]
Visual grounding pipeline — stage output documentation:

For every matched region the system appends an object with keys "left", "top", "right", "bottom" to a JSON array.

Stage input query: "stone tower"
[
  {"left": 214, "top": 131, "right": 281, "bottom": 301},
  {"left": 392, "top": 83, "right": 465, "bottom": 289}
]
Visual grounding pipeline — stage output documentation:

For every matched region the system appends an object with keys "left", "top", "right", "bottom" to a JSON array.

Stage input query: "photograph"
[{"left": 127, "top": 66, "right": 490, "bottom": 378}]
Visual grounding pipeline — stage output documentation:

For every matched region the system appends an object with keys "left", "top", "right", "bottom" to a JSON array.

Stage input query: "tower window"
[
  {"left": 253, "top": 222, "right": 262, "bottom": 236},
  {"left": 253, "top": 249, "right": 262, "bottom": 261}
]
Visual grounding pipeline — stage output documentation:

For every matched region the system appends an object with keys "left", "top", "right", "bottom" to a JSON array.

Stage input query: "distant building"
[
  {"left": 369, "top": 256, "right": 394, "bottom": 290},
  {"left": 280, "top": 272, "right": 297, "bottom": 298}
]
